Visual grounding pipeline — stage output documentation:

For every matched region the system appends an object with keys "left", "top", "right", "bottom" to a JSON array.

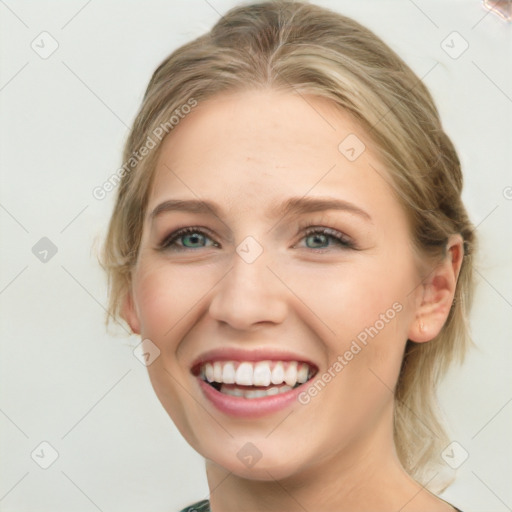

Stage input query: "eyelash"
[{"left": 158, "top": 223, "right": 355, "bottom": 253}]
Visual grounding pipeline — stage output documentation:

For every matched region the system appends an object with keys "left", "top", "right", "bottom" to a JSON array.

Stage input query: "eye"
[
  {"left": 158, "top": 224, "right": 355, "bottom": 252},
  {"left": 159, "top": 227, "right": 219, "bottom": 251},
  {"left": 298, "top": 225, "right": 355, "bottom": 251}
]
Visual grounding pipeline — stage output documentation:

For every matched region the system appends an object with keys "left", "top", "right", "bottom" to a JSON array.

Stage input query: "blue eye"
[
  {"left": 159, "top": 226, "right": 354, "bottom": 251},
  {"left": 160, "top": 227, "right": 218, "bottom": 251},
  {"left": 301, "top": 227, "right": 354, "bottom": 250}
]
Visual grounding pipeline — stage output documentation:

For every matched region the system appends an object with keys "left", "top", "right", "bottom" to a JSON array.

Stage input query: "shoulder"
[{"left": 178, "top": 499, "right": 210, "bottom": 512}]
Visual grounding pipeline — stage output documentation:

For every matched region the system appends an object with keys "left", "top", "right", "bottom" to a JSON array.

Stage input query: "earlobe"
[
  {"left": 121, "top": 291, "right": 141, "bottom": 335},
  {"left": 408, "top": 234, "right": 464, "bottom": 343}
]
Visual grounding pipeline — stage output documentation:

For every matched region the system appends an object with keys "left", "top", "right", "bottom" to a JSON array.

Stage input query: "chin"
[
  {"left": 198, "top": 434, "right": 310, "bottom": 481},
  {"left": 211, "top": 453, "right": 303, "bottom": 481}
]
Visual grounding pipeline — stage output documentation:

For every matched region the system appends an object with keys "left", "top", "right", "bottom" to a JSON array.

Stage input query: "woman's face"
[{"left": 125, "top": 89, "right": 425, "bottom": 479}]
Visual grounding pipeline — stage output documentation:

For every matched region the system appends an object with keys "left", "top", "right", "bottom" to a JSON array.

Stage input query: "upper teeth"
[{"left": 200, "top": 360, "right": 311, "bottom": 387}]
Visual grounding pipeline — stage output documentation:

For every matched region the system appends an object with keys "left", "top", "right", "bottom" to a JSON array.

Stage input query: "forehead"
[{"left": 148, "top": 89, "right": 401, "bottom": 224}]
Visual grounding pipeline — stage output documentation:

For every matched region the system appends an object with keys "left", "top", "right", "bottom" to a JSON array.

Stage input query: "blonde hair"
[{"left": 102, "top": 0, "right": 476, "bottom": 491}]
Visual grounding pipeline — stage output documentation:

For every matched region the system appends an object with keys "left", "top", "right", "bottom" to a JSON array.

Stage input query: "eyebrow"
[{"left": 149, "top": 196, "right": 372, "bottom": 223}]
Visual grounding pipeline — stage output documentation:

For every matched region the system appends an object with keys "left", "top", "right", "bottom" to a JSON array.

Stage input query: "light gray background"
[{"left": 1, "top": 1, "right": 511, "bottom": 511}]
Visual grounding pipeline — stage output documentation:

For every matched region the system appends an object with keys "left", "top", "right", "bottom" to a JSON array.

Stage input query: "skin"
[{"left": 123, "top": 88, "right": 463, "bottom": 512}]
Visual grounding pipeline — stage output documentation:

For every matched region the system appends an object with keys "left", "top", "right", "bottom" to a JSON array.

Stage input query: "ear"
[
  {"left": 408, "top": 234, "right": 464, "bottom": 343},
  {"left": 121, "top": 289, "right": 141, "bottom": 335}
]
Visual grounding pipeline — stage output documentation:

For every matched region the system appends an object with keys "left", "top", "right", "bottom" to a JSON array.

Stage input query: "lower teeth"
[{"left": 217, "top": 383, "right": 295, "bottom": 399}]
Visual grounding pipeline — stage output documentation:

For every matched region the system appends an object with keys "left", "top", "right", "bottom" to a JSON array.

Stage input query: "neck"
[{"left": 204, "top": 406, "right": 446, "bottom": 512}]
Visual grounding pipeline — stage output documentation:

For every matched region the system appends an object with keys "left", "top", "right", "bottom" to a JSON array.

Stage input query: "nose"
[{"left": 208, "top": 246, "right": 288, "bottom": 330}]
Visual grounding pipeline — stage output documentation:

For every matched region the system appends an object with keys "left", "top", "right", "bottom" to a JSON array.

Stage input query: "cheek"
[
  {"left": 288, "top": 255, "right": 413, "bottom": 343},
  {"left": 287, "top": 248, "right": 416, "bottom": 398},
  {"left": 133, "top": 259, "right": 212, "bottom": 339}
]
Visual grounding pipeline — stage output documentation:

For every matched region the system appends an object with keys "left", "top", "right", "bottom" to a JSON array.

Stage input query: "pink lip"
[
  {"left": 190, "top": 346, "right": 318, "bottom": 374},
  {"left": 197, "top": 378, "right": 308, "bottom": 418},
  {"left": 191, "top": 347, "right": 319, "bottom": 417}
]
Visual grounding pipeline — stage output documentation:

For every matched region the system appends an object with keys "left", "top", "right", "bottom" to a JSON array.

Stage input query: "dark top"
[
  {"left": 179, "top": 500, "right": 210, "bottom": 512},
  {"left": 179, "top": 499, "right": 463, "bottom": 511}
]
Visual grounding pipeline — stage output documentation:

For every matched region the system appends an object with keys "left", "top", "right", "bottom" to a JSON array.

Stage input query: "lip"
[
  {"left": 190, "top": 347, "right": 319, "bottom": 418},
  {"left": 197, "top": 377, "right": 310, "bottom": 418}
]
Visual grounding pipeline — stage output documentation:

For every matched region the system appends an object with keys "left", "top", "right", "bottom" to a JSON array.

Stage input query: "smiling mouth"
[{"left": 192, "top": 360, "right": 318, "bottom": 399}]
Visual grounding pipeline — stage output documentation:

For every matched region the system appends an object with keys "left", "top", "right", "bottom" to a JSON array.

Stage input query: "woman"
[{"left": 102, "top": 1, "right": 475, "bottom": 510}]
